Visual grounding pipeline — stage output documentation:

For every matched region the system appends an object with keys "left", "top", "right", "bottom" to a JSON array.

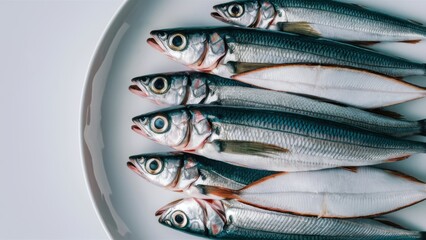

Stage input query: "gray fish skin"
[
  {"left": 131, "top": 71, "right": 426, "bottom": 137},
  {"left": 220, "top": 201, "right": 422, "bottom": 240},
  {"left": 148, "top": 27, "right": 426, "bottom": 77},
  {"left": 157, "top": 198, "right": 425, "bottom": 240},
  {"left": 132, "top": 105, "right": 426, "bottom": 171},
  {"left": 128, "top": 152, "right": 277, "bottom": 194},
  {"left": 213, "top": 0, "right": 426, "bottom": 43}
]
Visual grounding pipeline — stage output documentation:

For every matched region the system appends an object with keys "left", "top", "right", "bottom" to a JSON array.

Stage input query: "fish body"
[
  {"left": 212, "top": 0, "right": 426, "bottom": 43},
  {"left": 131, "top": 71, "right": 426, "bottom": 137},
  {"left": 132, "top": 105, "right": 426, "bottom": 171},
  {"left": 156, "top": 198, "right": 425, "bottom": 239},
  {"left": 148, "top": 27, "right": 426, "bottom": 78},
  {"left": 202, "top": 167, "right": 426, "bottom": 218},
  {"left": 231, "top": 65, "right": 426, "bottom": 108},
  {"left": 127, "top": 152, "right": 277, "bottom": 197}
]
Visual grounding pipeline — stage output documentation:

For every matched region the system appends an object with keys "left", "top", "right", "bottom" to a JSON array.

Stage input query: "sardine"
[
  {"left": 131, "top": 105, "right": 426, "bottom": 171},
  {"left": 211, "top": 0, "right": 426, "bottom": 43},
  {"left": 130, "top": 71, "right": 426, "bottom": 137},
  {"left": 231, "top": 65, "right": 426, "bottom": 108},
  {"left": 147, "top": 27, "right": 426, "bottom": 78},
  {"left": 156, "top": 198, "right": 425, "bottom": 239},
  {"left": 127, "top": 152, "right": 276, "bottom": 197},
  {"left": 200, "top": 167, "right": 426, "bottom": 218}
]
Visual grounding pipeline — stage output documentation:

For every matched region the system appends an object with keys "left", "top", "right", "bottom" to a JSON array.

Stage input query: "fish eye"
[
  {"left": 150, "top": 115, "right": 169, "bottom": 133},
  {"left": 145, "top": 158, "right": 163, "bottom": 175},
  {"left": 150, "top": 77, "right": 169, "bottom": 94},
  {"left": 168, "top": 33, "right": 187, "bottom": 51},
  {"left": 171, "top": 210, "right": 188, "bottom": 228},
  {"left": 228, "top": 4, "right": 244, "bottom": 18}
]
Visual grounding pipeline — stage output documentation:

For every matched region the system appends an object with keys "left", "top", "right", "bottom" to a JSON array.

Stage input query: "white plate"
[{"left": 81, "top": 0, "right": 426, "bottom": 239}]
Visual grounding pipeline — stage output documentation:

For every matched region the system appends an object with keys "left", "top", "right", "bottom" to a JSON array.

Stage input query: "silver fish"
[
  {"left": 212, "top": 0, "right": 426, "bottom": 43},
  {"left": 130, "top": 71, "right": 426, "bottom": 137},
  {"left": 127, "top": 152, "right": 276, "bottom": 197},
  {"left": 147, "top": 27, "right": 426, "bottom": 78},
  {"left": 200, "top": 167, "right": 426, "bottom": 218},
  {"left": 132, "top": 105, "right": 426, "bottom": 172},
  {"left": 156, "top": 198, "right": 425, "bottom": 239}
]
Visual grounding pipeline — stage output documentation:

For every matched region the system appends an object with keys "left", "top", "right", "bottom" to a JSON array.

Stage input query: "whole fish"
[
  {"left": 130, "top": 71, "right": 426, "bottom": 137},
  {"left": 211, "top": 0, "right": 426, "bottom": 43},
  {"left": 131, "top": 105, "right": 426, "bottom": 171},
  {"left": 147, "top": 27, "right": 426, "bottom": 78},
  {"left": 200, "top": 167, "right": 426, "bottom": 218},
  {"left": 127, "top": 152, "right": 276, "bottom": 197},
  {"left": 156, "top": 198, "right": 425, "bottom": 239},
  {"left": 128, "top": 152, "right": 426, "bottom": 218}
]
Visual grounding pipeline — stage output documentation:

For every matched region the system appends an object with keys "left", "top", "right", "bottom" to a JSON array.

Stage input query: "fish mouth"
[
  {"left": 155, "top": 199, "right": 184, "bottom": 217},
  {"left": 147, "top": 38, "right": 165, "bottom": 53},
  {"left": 131, "top": 125, "right": 148, "bottom": 137},
  {"left": 129, "top": 84, "right": 148, "bottom": 97},
  {"left": 127, "top": 160, "right": 143, "bottom": 177},
  {"left": 211, "top": 12, "right": 228, "bottom": 23}
]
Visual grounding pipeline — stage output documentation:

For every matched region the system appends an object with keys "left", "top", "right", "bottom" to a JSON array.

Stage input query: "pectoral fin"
[
  {"left": 278, "top": 22, "right": 321, "bottom": 37},
  {"left": 229, "top": 62, "right": 277, "bottom": 74},
  {"left": 346, "top": 41, "right": 381, "bottom": 46},
  {"left": 197, "top": 185, "right": 239, "bottom": 199},
  {"left": 213, "top": 140, "right": 289, "bottom": 157}
]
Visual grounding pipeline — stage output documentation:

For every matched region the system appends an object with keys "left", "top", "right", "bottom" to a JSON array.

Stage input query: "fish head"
[
  {"left": 156, "top": 198, "right": 226, "bottom": 237},
  {"left": 127, "top": 152, "right": 201, "bottom": 192},
  {"left": 132, "top": 107, "right": 191, "bottom": 149},
  {"left": 130, "top": 72, "right": 190, "bottom": 106},
  {"left": 127, "top": 152, "right": 183, "bottom": 189},
  {"left": 132, "top": 106, "right": 212, "bottom": 151},
  {"left": 212, "top": 1, "right": 260, "bottom": 27},
  {"left": 148, "top": 28, "right": 226, "bottom": 71}
]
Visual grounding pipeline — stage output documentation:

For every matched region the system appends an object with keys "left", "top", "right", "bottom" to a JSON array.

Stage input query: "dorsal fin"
[
  {"left": 399, "top": 39, "right": 422, "bottom": 44},
  {"left": 346, "top": 41, "right": 381, "bottom": 46},
  {"left": 385, "top": 169, "right": 425, "bottom": 184},
  {"left": 341, "top": 167, "right": 358, "bottom": 173},
  {"left": 367, "top": 108, "right": 404, "bottom": 120},
  {"left": 408, "top": 19, "right": 424, "bottom": 26},
  {"left": 350, "top": 3, "right": 368, "bottom": 10},
  {"left": 374, "top": 218, "right": 407, "bottom": 230}
]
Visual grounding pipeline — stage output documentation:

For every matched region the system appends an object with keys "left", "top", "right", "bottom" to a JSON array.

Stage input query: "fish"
[
  {"left": 231, "top": 65, "right": 426, "bottom": 109},
  {"left": 130, "top": 71, "right": 426, "bottom": 137},
  {"left": 200, "top": 167, "right": 426, "bottom": 218},
  {"left": 211, "top": 0, "right": 426, "bottom": 44},
  {"left": 147, "top": 26, "right": 426, "bottom": 78},
  {"left": 156, "top": 198, "right": 426, "bottom": 239},
  {"left": 127, "top": 152, "right": 277, "bottom": 197},
  {"left": 131, "top": 105, "right": 426, "bottom": 172}
]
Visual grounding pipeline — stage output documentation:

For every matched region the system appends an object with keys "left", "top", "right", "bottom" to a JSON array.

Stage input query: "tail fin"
[
  {"left": 420, "top": 119, "right": 426, "bottom": 136},
  {"left": 197, "top": 185, "right": 240, "bottom": 200}
]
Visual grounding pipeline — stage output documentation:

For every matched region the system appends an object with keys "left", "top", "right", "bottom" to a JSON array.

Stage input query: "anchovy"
[
  {"left": 147, "top": 26, "right": 426, "bottom": 78},
  {"left": 130, "top": 71, "right": 426, "bottom": 137},
  {"left": 127, "top": 152, "right": 277, "bottom": 197},
  {"left": 156, "top": 198, "right": 425, "bottom": 239},
  {"left": 200, "top": 167, "right": 426, "bottom": 218},
  {"left": 212, "top": 0, "right": 426, "bottom": 43},
  {"left": 132, "top": 105, "right": 426, "bottom": 171}
]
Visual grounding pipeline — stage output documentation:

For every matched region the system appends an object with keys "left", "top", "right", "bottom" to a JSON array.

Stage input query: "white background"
[{"left": 0, "top": 1, "right": 124, "bottom": 239}]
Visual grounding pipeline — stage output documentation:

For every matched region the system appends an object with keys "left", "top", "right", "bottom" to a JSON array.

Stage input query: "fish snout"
[
  {"left": 127, "top": 160, "right": 143, "bottom": 177},
  {"left": 129, "top": 84, "right": 148, "bottom": 97},
  {"left": 211, "top": 5, "right": 228, "bottom": 23}
]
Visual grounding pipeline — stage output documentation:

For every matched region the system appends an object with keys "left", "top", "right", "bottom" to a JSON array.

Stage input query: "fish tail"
[
  {"left": 197, "top": 185, "right": 240, "bottom": 199},
  {"left": 420, "top": 119, "right": 426, "bottom": 136}
]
